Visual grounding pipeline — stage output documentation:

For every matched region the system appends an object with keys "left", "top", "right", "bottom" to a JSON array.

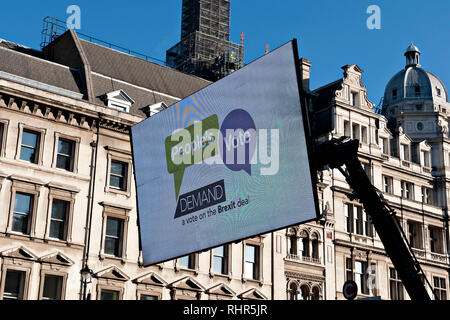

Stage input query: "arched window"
[
  {"left": 311, "top": 239, "right": 319, "bottom": 260},
  {"left": 289, "top": 235, "right": 297, "bottom": 255},
  {"left": 302, "top": 237, "right": 310, "bottom": 258},
  {"left": 299, "top": 285, "right": 309, "bottom": 300},
  {"left": 288, "top": 282, "right": 298, "bottom": 300},
  {"left": 311, "top": 287, "right": 321, "bottom": 300}
]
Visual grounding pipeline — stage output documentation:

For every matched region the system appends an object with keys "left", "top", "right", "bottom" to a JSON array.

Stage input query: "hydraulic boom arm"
[{"left": 316, "top": 138, "right": 431, "bottom": 301}]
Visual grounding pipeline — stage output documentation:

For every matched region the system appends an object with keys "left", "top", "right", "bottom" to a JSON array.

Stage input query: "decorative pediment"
[
  {"left": 95, "top": 266, "right": 130, "bottom": 282},
  {"left": 169, "top": 276, "right": 205, "bottom": 292},
  {"left": 0, "top": 246, "right": 38, "bottom": 261},
  {"left": 206, "top": 283, "right": 236, "bottom": 297},
  {"left": 238, "top": 288, "right": 267, "bottom": 300},
  {"left": 39, "top": 252, "right": 74, "bottom": 266},
  {"left": 104, "top": 90, "right": 134, "bottom": 112},
  {"left": 417, "top": 140, "right": 432, "bottom": 150},
  {"left": 134, "top": 272, "right": 167, "bottom": 287}
]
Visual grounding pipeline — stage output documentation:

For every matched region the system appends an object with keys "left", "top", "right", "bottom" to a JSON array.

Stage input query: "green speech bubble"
[{"left": 165, "top": 114, "right": 219, "bottom": 200}]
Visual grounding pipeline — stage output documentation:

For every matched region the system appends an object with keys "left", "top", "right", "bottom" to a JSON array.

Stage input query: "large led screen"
[{"left": 132, "top": 40, "right": 319, "bottom": 266}]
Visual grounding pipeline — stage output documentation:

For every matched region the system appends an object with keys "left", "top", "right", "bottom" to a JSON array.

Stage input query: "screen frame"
[{"left": 131, "top": 38, "right": 321, "bottom": 267}]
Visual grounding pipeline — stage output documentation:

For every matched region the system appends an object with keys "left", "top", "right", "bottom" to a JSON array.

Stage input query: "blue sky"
[{"left": 1, "top": 0, "right": 449, "bottom": 104}]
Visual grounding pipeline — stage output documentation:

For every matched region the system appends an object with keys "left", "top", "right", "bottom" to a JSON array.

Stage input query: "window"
[
  {"left": 355, "top": 261, "right": 369, "bottom": 295},
  {"left": 343, "top": 120, "right": 350, "bottom": 137},
  {"left": 416, "top": 104, "right": 423, "bottom": 111},
  {"left": 383, "top": 175, "right": 393, "bottom": 194},
  {"left": 355, "top": 207, "right": 363, "bottom": 235},
  {"left": 301, "top": 237, "right": 310, "bottom": 257},
  {"left": 140, "top": 295, "right": 158, "bottom": 300},
  {"left": 109, "top": 161, "right": 128, "bottom": 191},
  {"left": 3, "top": 270, "right": 26, "bottom": 300},
  {"left": 401, "top": 181, "right": 414, "bottom": 200},
  {"left": 288, "top": 283, "right": 298, "bottom": 300},
  {"left": 379, "top": 137, "right": 389, "bottom": 154},
  {"left": 244, "top": 245, "right": 259, "bottom": 280},
  {"left": 104, "top": 217, "right": 123, "bottom": 257},
  {"left": 212, "top": 246, "right": 227, "bottom": 274},
  {"left": 49, "top": 200, "right": 69, "bottom": 240},
  {"left": 433, "top": 277, "right": 447, "bottom": 300},
  {"left": 400, "top": 144, "right": 410, "bottom": 161},
  {"left": 56, "top": 139, "right": 74, "bottom": 171},
  {"left": 352, "top": 123, "right": 360, "bottom": 140},
  {"left": 42, "top": 275, "right": 63, "bottom": 300},
  {"left": 299, "top": 285, "right": 309, "bottom": 300},
  {"left": 429, "top": 227, "right": 444, "bottom": 254},
  {"left": 345, "top": 258, "right": 353, "bottom": 281},
  {"left": 311, "top": 287, "right": 321, "bottom": 300},
  {"left": 12, "top": 193, "right": 33, "bottom": 234},
  {"left": 415, "top": 85, "right": 421, "bottom": 97},
  {"left": 361, "top": 126, "right": 368, "bottom": 144},
  {"left": 100, "top": 289, "right": 120, "bottom": 300},
  {"left": 407, "top": 221, "right": 422, "bottom": 249},
  {"left": 344, "top": 204, "right": 372, "bottom": 236},
  {"left": 420, "top": 150, "right": 430, "bottom": 167},
  {"left": 350, "top": 91, "right": 358, "bottom": 106},
  {"left": 311, "top": 239, "right": 319, "bottom": 260},
  {"left": 392, "top": 89, "right": 397, "bottom": 100},
  {"left": 179, "top": 254, "right": 195, "bottom": 270},
  {"left": 364, "top": 211, "right": 374, "bottom": 237},
  {"left": 389, "top": 268, "right": 404, "bottom": 300},
  {"left": 20, "top": 130, "right": 40, "bottom": 163},
  {"left": 422, "top": 187, "right": 433, "bottom": 205},
  {"left": 0, "top": 122, "right": 4, "bottom": 155},
  {"left": 436, "top": 88, "right": 442, "bottom": 97},
  {"left": 417, "top": 122, "right": 424, "bottom": 131}
]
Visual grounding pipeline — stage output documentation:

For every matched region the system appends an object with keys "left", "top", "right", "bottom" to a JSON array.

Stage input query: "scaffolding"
[{"left": 167, "top": 0, "right": 244, "bottom": 81}]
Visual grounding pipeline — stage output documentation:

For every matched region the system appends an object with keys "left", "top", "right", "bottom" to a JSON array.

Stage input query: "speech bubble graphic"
[
  {"left": 220, "top": 109, "right": 257, "bottom": 175},
  {"left": 165, "top": 114, "right": 219, "bottom": 200}
]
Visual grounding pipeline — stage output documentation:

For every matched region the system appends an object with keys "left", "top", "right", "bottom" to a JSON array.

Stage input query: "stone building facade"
[{"left": 0, "top": 30, "right": 448, "bottom": 300}]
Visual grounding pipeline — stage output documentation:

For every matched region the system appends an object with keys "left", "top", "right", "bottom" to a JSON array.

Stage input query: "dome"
[{"left": 383, "top": 44, "right": 449, "bottom": 109}]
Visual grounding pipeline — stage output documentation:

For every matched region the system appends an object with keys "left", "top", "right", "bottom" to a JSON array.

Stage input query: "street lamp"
[{"left": 80, "top": 265, "right": 93, "bottom": 300}]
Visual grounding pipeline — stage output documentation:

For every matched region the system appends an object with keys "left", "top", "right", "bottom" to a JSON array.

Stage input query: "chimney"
[
  {"left": 299, "top": 58, "right": 312, "bottom": 91},
  {"left": 265, "top": 44, "right": 269, "bottom": 55}
]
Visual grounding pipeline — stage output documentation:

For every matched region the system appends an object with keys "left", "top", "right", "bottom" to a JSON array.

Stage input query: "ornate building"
[{"left": 0, "top": 27, "right": 448, "bottom": 300}]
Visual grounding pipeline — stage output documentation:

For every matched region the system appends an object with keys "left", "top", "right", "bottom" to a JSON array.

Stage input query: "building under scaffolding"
[{"left": 166, "top": 0, "right": 244, "bottom": 81}]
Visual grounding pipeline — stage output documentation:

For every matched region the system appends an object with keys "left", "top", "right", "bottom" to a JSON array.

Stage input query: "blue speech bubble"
[{"left": 220, "top": 109, "right": 257, "bottom": 175}]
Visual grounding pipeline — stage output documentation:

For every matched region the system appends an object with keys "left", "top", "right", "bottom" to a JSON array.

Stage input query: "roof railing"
[{"left": 40, "top": 16, "right": 167, "bottom": 65}]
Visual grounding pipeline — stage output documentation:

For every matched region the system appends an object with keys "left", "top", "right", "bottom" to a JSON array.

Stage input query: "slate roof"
[
  {"left": 0, "top": 32, "right": 211, "bottom": 118},
  {"left": 79, "top": 39, "right": 210, "bottom": 103},
  {"left": 0, "top": 43, "right": 85, "bottom": 95}
]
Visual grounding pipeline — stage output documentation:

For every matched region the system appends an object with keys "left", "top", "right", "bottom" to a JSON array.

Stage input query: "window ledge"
[
  {"left": 100, "top": 254, "right": 126, "bottom": 265},
  {"left": 242, "top": 277, "right": 263, "bottom": 287},
  {"left": 209, "top": 272, "right": 232, "bottom": 282},
  {"left": 106, "top": 187, "right": 131, "bottom": 198},
  {"left": 177, "top": 267, "right": 199, "bottom": 276}
]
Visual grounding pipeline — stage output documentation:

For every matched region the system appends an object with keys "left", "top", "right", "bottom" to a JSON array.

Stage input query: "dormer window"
[
  {"left": 400, "top": 143, "right": 410, "bottom": 161},
  {"left": 436, "top": 87, "right": 442, "bottom": 97},
  {"left": 143, "top": 102, "right": 168, "bottom": 117},
  {"left": 105, "top": 90, "right": 135, "bottom": 113},
  {"left": 392, "top": 89, "right": 397, "bottom": 100},
  {"left": 415, "top": 85, "right": 421, "bottom": 97}
]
